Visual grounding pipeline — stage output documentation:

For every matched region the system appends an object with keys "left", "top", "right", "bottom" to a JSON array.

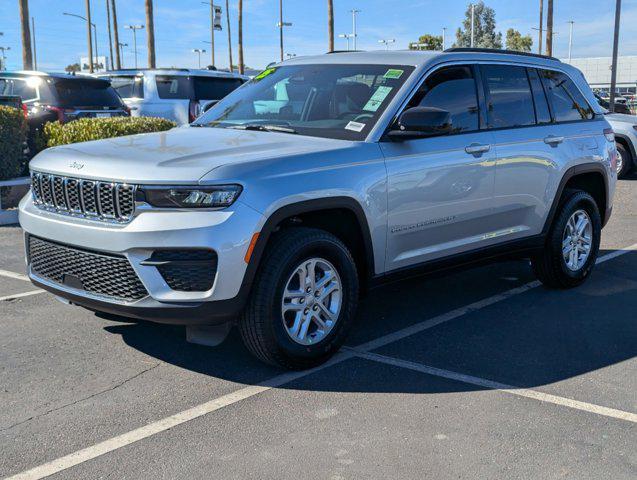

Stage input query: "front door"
[{"left": 381, "top": 65, "right": 497, "bottom": 271}]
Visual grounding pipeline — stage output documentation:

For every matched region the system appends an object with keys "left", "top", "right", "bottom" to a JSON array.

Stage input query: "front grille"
[
  {"left": 28, "top": 236, "right": 148, "bottom": 301},
  {"left": 149, "top": 249, "right": 217, "bottom": 292},
  {"left": 31, "top": 172, "right": 136, "bottom": 223}
]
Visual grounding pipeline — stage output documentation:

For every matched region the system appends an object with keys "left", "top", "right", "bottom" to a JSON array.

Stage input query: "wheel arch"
[
  {"left": 543, "top": 163, "right": 610, "bottom": 233},
  {"left": 614, "top": 133, "right": 636, "bottom": 161},
  {"left": 242, "top": 197, "right": 376, "bottom": 295}
]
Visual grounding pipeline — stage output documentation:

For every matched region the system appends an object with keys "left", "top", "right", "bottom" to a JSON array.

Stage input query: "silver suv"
[
  {"left": 21, "top": 49, "right": 617, "bottom": 369},
  {"left": 98, "top": 68, "right": 248, "bottom": 125}
]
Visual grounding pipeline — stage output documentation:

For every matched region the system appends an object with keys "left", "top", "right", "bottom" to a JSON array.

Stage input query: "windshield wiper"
[{"left": 227, "top": 124, "right": 298, "bottom": 134}]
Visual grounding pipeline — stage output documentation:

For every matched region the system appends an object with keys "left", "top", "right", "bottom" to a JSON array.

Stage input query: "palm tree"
[
  {"left": 18, "top": 0, "right": 34, "bottom": 69},
  {"left": 327, "top": 0, "right": 334, "bottom": 52},
  {"left": 111, "top": 0, "right": 121, "bottom": 69},
  {"left": 145, "top": 0, "right": 156, "bottom": 68},
  {"left": 237, "top": 0, "right": 244, "bottom": 74},
  {"left": 85, "top": 0, "right": 93, "bottom": 73},
  {"left": 225, "top": 0, "right": 233, "bottom": 72}
]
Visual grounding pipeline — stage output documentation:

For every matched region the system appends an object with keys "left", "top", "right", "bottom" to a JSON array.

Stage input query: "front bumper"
[{"left": 19, "top": 195, "right": 264, "bottom": 324}]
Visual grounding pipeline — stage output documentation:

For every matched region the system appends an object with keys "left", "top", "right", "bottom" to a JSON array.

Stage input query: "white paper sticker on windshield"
[
  {"left": 345, "top": 121, "right": 366, "bottom": 132},
  {"left": 363, "top": 86, "right": 393, "bottom": 112}
]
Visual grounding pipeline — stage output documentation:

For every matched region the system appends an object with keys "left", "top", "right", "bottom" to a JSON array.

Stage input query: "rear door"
[
  {"left": 483, "top": 64, "right": 570, "bottom": 239},
  {"left": 381, "top": 64, "right": 497, "bottom": 271}
]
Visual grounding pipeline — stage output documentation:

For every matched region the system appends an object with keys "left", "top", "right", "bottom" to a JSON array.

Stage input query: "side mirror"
[{"left": 388, "top": 106, "right": 452, "bottom": 140}]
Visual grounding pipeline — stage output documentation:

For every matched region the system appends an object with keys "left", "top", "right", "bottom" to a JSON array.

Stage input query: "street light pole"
[
  {"left": 338, "top": 33, "right": 352, "bottom": 51},
  {"left": 442, "top": 27, "right": 447, "bottom": 50},
  {"left": 31, "top": 17, "right": 37, "bottom": 70},
  {"left": 192, "top": 48, "right": 206, "bottom": 68},
  {"left": 277, "top": 0, "right": 292, "bottom": 62},
  {"left": 609, "top": 0, "right": 622, "bottom": 112},
  {"left": 567, "top": 20, "right": 574, "bottom": 63},
  {"left": 125, "top": 25, "right": 144, "bottom": 69},
  {"left": 64, "top": 12, "right": 98, "bottom": 71},
  {"left": 118, "top": 42, "right": 127, "bottom": 68},
  {"left": 202, "top": 1, "right": 216, "bottom": 67},
  {"left": 349, "top": 9, "right": 360, "bottom": 50},
  {"left": 378, "top": 38, "right": 395, "bottom": 50}
]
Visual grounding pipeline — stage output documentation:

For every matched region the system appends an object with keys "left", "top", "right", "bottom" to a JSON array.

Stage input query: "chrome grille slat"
[{"left": 30, "top": 172, "right": 135, "bottom": 223}]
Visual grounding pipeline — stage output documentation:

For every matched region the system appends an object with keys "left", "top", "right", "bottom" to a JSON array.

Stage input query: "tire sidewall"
[
  {"left": 266, "top": 236, "right": 358, "bottom": 362},
  {"left": 616, "top": 143, "right": 632, "bottom": 177},
  {"left": 552, "top": 193, "right": 601, "bottom": 283}
]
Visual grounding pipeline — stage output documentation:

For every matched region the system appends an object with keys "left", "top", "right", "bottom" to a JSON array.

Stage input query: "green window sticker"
[
  {"left": 383, "top": 69, "right": 404, "bottom": 79},
  {"left": 254, "top": 67, "right": 276, "bottom": 81},
  {"left": 363, "top": 86, "right": 393, "bottom": 112}
]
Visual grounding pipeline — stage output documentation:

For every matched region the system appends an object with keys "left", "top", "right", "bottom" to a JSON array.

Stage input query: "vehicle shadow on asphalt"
[{"left": 102, "top": 250, "right": 637, "bottom": 393}]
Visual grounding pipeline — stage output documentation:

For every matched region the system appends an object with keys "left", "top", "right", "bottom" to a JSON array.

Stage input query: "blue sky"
[{"left": 1, "top": 0, "right": 636, "bottom": 71}]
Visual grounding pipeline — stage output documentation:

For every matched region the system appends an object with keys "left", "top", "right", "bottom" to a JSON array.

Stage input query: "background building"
[{"left": 564, "top": 56, "right": 637, "bottom": 95}]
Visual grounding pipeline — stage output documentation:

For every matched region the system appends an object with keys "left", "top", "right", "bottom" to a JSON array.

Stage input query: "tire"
[
  {"left": 531, "top": 189, "right": 601, "bottom": 289},
  {"left": 239, "top": 227, "right": 359, "bottom": 369},
  {"left": 616, "top": 142, "right": 633, "bottom": 179}
]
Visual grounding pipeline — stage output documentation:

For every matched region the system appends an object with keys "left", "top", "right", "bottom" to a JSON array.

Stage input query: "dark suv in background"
[{"left": 0, "top": 72, "right": 129, "bottom": 152}]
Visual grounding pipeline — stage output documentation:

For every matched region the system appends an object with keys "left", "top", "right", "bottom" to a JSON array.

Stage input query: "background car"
[
  {"left": 606, "top": 112, "right": 637, "bottom": 177},
  {"left": 0, "top": 71, "right": 130, "bottom": 153},
  {"left": 594, "top": 92, "right": 631, "bottom": 115},
  {"left": 98, "top": 68, "right": 249, "bottom": 125}
]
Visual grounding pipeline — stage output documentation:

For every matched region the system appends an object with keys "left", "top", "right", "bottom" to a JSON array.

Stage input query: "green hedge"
[
  {"left": 41, "top": 116, "right": 177, "bottom": 148},
  {"left": 0, "top": 106, "right": 28, "bottom": 181}
]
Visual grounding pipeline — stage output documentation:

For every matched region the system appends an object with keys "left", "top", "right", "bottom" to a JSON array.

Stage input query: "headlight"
[{"left": 137, "top": 185, "right": 242, "bottom": 208}]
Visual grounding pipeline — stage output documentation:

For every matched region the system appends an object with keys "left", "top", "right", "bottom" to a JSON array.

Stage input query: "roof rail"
[
  {"left": 444, "top": 48, "right": 561, "bottom": 62},
  {"left": 326, "top": 50, "right": 364, "bottom": 54}
]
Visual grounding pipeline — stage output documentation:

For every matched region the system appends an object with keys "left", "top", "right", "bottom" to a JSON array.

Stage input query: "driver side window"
[{"left": 407, "top": 65, "right": 480, "bottom": 134}]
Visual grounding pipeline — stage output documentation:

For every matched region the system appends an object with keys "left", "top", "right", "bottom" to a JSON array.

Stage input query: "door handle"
[
  {"left": 465, "top": 143, "right": 491, "bottom": 155},
  {"left": 544, "top": 135, "right": 565, "bottom": 145}
]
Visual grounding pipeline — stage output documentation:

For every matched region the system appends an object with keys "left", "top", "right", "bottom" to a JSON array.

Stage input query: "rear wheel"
[
  {"left": 531, "top": 190, "right": 601, "bottom": 289},
  {"left": 239, "top": 227, "right": 359, "bottom": 369},
  {"left": 616, "top": 143, "right": 633, "bottom": 178}
]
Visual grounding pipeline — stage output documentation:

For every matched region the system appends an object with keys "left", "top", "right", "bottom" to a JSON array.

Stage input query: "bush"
[
  {"left": 41, "top": 116, "right": 176, "bottom": 148},
  {"left": 0, "top": 106, "right": 28, "bottom": 181}
]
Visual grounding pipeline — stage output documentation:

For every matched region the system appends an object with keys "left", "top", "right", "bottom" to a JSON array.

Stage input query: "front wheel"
[
  {"left": 616, "top": 143, "right": 633, "bottom": 178},
  {"left": 531, "top": 190, "right": 601, "bottom": 289},
  {"left": 239, "top": 228, "right": 359, "bottom": 369}
]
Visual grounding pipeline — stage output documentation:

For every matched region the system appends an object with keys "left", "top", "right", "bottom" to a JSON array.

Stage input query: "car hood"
[
  {"left": 606, "top": 113, "right": 637, "bottom": 124},
  {"left": 30, "top": 126, "right": 350, "bottom": 184}
]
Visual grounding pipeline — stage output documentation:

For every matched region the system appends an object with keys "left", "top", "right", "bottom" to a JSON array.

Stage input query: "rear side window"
[
  {"left": 410, "top": 65, "right": 479, "bottom": 134},
  {"left": 193, "top": 77, "right": 243, "bottom": 100},
  {"left": 540, "top": 70, "right": 594, "bottom": 122},
  {"left": 155, "top": 75, "right": 192, "bottom": 99},
  {"left": 0, "top": 78, "right": 38, "bottom": 102},
  {"left": 481, "top": 64, "right": 535, "bottom": 129},
  {"left": 108, "top": 76, "right": 144, "bottom": 98},
  {"left": 527, "top": 68, "right": 551, "bottom": 124},
  {"left": 52, "top": 79, "right": 124, "bottom": 108}
]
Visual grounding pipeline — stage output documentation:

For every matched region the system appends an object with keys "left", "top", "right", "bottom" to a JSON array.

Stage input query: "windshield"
[{"left": 193, "top": 63, "right": 415, "bottom": 140}]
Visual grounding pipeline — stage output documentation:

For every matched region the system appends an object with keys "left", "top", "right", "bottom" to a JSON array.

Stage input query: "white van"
[{"left": 99, "top": 68, "right": 248, "bottom": 125}]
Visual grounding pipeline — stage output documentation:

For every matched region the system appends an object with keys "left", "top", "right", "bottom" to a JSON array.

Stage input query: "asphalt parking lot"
[{"left": 1, "top": 175, "right": 636, "bottom": 480}]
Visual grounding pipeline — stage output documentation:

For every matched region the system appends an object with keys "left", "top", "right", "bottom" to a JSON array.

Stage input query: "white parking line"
[
  {"left": 350, "top": 349, "right": 637, "bottom": 424},
  {"left": 5, "top": 242, "right": 637, "bottom": 480},
  {"left": 0, "top": 290, "right": 44, "bottom": 302},
  {"left": 0, "top": 269, "right": 30, "bottom": 282}
]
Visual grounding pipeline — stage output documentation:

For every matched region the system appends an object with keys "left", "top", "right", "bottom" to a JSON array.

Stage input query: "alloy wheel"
[
  {"left": 562, "top": 209, "right": 593, "bottom": 271},
  {"left": 281, "top": 258, "right": 342, "bottom": 345}
]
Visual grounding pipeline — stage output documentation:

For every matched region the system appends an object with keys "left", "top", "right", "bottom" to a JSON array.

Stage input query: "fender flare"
[
  {"left": 237, "top": 196, "right": 376, "bottom": 300},
  {"left": 542, "top": 162, "right": 610, "bottom": 234}
]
